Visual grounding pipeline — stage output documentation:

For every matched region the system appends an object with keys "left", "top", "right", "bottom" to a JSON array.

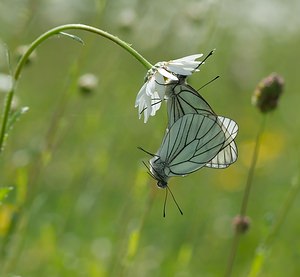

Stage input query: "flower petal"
[
  {"left": 157, "top": 67, "right": 178, "bottom": 80},
  {"left": 146, "top": 77, "right": 156, "bottom": 96},
  {"left": 166, "top": 64, "right": 198, "bottom": 75},
  {"left": 135, "top": 53, "right": 205, "bottom": 122},
  {"left": 135, "top": 83, "right": 147, "bottom": 106},
  {"left": 171, "top": 54, "right": 203, "bottom": 62},
  {"left": 150, "top": 91, "right": 161, "bottom": 116},
  {"left": 154, "top": 73, "right": 167, "bottom": 99}
]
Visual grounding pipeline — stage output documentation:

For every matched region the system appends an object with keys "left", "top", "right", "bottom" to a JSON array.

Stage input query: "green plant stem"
[
  {"left": 240, "top": 115, "right": 267, "bottom": 216},
  {"left": 247, "top": 175, "right": 300, "bottom": 277},
  {"left": 0, "top": 61, "right": 82, "bottom": 274},
  {"left": 225, "top": 232, "right": 241, "bottom": 277},
  {"left": 264, "top": 176, "right": 299, "bottom": 246},
  {"left": 225, "top": 115, "right": 267, "bottom": 277},
  {"left": 0, "top": 24, "right": 153, "bottom": 153}
]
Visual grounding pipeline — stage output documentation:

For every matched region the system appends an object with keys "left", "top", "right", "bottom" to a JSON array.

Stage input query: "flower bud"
[
  {"left": 78, "top": 73, "right": 98, "bottom": 95},
  {"left": 233, "top": 215, "right": 251, "bottom": 234},
  {"left": 252, "top": 73, "right": 284, "bottom": 113}
]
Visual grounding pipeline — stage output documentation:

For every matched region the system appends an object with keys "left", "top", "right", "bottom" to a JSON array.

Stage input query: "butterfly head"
[
  {"left": 149, "top": 156, "right": 170, "bottom": 188},
  {"left": 156, "top": 179, "right": 168, "bottom": 189}
]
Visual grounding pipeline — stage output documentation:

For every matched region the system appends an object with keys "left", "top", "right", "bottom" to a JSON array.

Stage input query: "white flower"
[
  {"left": 135, "top": 54, "right": 203, "bottom": 123},
  {"left": 165, "top": 54, "right": 203, "bottom": 76}
]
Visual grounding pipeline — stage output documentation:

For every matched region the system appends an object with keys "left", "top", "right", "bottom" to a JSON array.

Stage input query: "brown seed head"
[{"left": 252, "top": 73, "right": 284, "bottom": 113}]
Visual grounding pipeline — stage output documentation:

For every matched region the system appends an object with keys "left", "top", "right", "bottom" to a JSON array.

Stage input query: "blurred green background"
[{"left": 0, "top": 0, "right": 299, "bottom": 276}]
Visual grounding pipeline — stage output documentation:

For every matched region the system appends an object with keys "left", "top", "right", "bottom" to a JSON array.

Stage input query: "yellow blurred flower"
[
  {"left": 240, "top": 131, "right": 285, "bottom": 168},
  {"left": 0, "top": 204, "right": 17, "bottom": 236}
]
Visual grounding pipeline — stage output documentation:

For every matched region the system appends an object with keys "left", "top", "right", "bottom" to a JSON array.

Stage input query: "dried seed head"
[
  {"left": 252, "top": 73, "right": 284, "bottom": 113},
  {"left": 233, "top": 215, "right": 251, "bottom": 234}
]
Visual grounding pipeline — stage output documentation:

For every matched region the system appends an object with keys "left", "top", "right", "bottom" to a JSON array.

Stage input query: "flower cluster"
[{"left": 135, "top": 54, "right": 203, "bottom": 123}]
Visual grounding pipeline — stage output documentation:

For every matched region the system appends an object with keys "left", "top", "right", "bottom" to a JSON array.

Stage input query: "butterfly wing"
[
  {"left": 166, "top": 80, "right": 216, "bottom": 128},
  {"left": 206, "top": 116, "right": 238, "bottom": 168},
  {"left": 166, "top": 79, "right": 238, "bottom": 169},
  {"left": 156, "top": 114, "right": 226, "bottom": 177}
]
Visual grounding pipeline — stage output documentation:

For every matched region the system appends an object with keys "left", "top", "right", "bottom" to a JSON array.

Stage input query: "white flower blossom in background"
[
  {"left": 0, "top": 73, "right": 13, "bottom": 93},
  {"left": 135, "top": 54, "right": 203, "bottom": 123}
]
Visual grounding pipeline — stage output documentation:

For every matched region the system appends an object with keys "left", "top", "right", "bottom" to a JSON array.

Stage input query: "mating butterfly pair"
[{"left": 139, "top": 56, "right": 238, "bottom": 216}]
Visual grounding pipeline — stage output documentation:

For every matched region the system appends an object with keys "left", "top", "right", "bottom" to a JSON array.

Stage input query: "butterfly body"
[
  {"left": 149, "top": 157, "right": 169, "bottom": 188},
  {"left": 149, "top": 113, "right": 227, "bottom": 187}
]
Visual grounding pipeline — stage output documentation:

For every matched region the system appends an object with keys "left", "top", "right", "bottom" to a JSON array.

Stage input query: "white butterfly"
[
  {"left": 142, "top": 113, "right": 231, "bottom": 189},
  {"left": 141, "top": 113, "right": 234, "bottom": 215},
  {"left": 165, "top": 76, "right": 238, "bottom": 168}
]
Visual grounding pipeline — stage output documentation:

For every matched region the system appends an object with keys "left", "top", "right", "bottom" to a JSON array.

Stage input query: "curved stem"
[
  {"left": 14, "top": 24, "right": 152, "bottom": 80},
  {"left": 0, "top": 24, "right": 153, "bottom": 152}
]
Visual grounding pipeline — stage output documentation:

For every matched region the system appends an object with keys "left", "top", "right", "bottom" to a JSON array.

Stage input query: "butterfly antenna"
[
  {"left": 196, "top": 49, "right": 215, "bottom": 70},
  {"left": 137, "top": 147, "right": 155, "bottom": 157},
  {"left": 166, "top": 185, "right": 183, "bottom": 216},
  {"left": 140, "top": 98, "right": 163, "bottom": 115},
  {"left": 163, "top": 188, "right": 168, "bottom": 217},
  {"left": 141, "top": 161, "right": 157, "bottom": 180},
  {"left": 197, "top": 76, "right": 220, "bottom": 91},
  {"left": 142, "top": 160, "right": 151, "bottom": 172}
]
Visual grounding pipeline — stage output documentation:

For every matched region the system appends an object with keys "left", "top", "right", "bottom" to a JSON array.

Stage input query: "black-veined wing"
[
  {"left": 150, "top": 114, "right": 226, "bottom": 185},
  {"left": 206, "top": 116, "right": 238, "bottom": 168},
  {"left": 165, "top": 78, "right": 238, "bottom": 169},
  {"left": 166, "top": 77, "right": 216, "bottom": 128}
]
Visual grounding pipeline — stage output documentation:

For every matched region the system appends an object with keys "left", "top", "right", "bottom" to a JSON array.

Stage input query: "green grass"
[{"left": 0, "top": 0, "right": 300, "bottom": 276}]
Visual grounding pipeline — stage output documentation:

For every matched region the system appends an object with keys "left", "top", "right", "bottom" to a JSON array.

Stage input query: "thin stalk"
[
  {"left": 225, "top": 115, "right": 267, "bottom": 277},
  {"left": 0, "top": 61, "right": 81, "bottom": 274},
  {"left": 247, "top": 175, "right": 300, "bottom": 277},
  {"left": 240, "top": 115, "right": 267, "bottom": 216},
  {"left": 0, "top": 24, "right": 153, "bottom": 153},
  {"left": 225, "top": 232, "right": 241, "bottom": 277},
  {"left": 264, "top": 175, "right": 299, "bottom": 246}
]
